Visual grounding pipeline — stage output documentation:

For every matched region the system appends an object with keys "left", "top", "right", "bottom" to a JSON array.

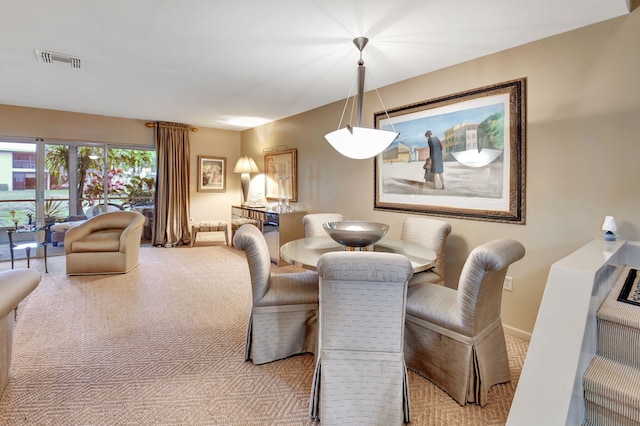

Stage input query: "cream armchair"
[{"left": 65, "top": 211, "right": 145, "bottom": 275}]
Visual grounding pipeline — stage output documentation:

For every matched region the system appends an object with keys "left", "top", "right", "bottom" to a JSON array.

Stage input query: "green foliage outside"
[
  {"left": 1, "top": 147, "right": 156, "bottom": 227},
  {"left": 45, "top": 146, "right": 156, "bottom": 212},
  {"left": 123, "top": 175, "right": 156, "bottom": 207}
]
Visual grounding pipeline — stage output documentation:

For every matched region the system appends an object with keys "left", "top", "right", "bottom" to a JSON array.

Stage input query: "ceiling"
[{"left": 0, "top": 1, "right": 630, "bottom": 131}]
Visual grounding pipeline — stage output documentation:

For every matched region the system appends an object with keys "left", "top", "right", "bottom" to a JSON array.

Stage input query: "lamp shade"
[
  {"left": 233, "top": 156, "right": 259, "bottom": 174},
  {"left": 602, "top": 216, "right": 617, "bottom": 232},
  {"left": 325, "top": 126, "right": 399, "bottom": 160},
  {"left": 234, "top": 156, "right": 259, "bottom": 206}
]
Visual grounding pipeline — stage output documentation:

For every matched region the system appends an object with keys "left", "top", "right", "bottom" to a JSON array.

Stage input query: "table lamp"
[
  {"left": 233, "top": 156, "right": 259, "bottom": 206},
  {"left": 602, "top": 216, "right": 617, "bottom": 241}
]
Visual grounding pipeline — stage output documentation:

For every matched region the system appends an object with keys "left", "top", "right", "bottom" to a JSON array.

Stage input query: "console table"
[{"left": 231, "top": 206, "right": 306, "bottom": 265}]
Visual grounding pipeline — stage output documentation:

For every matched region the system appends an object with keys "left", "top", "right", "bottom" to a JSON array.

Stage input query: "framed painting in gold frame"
[
  {"left": 264, "top": 148, "right": 297, "bottom": 202},
  {"left": 374, "top": 78, "right": 526, "bottom": 224}
]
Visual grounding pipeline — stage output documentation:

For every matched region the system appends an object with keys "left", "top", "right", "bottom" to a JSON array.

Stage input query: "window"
[
  {"left": 1, "top": 140, "right": 156, "bottom": 244},
  {"left": 12, "top": 172, "right": 36, "bottom": 190},
  {"left": 12, "top": 151, "right": 36, "bottom": 169}
]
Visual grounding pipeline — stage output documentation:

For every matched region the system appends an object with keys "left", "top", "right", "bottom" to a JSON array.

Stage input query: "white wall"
[{"left": 188, "top": 127, "right": 242, "bottom": 224}]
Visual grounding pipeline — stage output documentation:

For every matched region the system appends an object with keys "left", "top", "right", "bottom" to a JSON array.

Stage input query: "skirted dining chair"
[
  {"left": 302, "top": 213, "right": 343, "bottom": 237},
  {"left": 233, "top": 224, "right": 319, "bottom": 365},
  {"left": 404, "top": 239, "right": 525, "bottom": 406},
  {"left": 400, "top": 217, "right": 451, "bottom": 286},
  {"left": 309, "top": 251, "right": 413, "bottom": 425}
]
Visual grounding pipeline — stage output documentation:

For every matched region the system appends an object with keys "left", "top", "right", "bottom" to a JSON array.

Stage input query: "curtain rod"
[{"left": 145, "top": 122, "right": 198, "bottom": 132}]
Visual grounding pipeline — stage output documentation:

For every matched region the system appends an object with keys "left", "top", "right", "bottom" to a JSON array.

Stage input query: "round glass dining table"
[{"left": 280, "top": 236, "right": 436, "bottom": 272}]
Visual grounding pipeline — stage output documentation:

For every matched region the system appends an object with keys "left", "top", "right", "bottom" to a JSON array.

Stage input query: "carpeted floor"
[{"left": 0, "top": 243, "right": 528, "bottom": 425}]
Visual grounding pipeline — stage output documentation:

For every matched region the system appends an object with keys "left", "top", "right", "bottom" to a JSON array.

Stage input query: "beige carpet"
[{"left": 0, "top": 244, "right": 528, "bottom": 425}]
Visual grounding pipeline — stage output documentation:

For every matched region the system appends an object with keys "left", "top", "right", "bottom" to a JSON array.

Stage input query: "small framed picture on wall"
[{"left": 197, "top": 156, "right": 226, "bottom": 192}]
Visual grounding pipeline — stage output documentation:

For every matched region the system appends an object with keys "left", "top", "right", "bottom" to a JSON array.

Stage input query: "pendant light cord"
[{"left": 367, "top": 70, "right": 397, "bottom": 133}]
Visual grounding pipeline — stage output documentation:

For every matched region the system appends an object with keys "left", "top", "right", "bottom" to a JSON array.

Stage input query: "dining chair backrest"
[
  {"left": 456, "top": 238, "right": 525, "bottom": 334},
  {"left": 302, "top": 213, "right": 343, "bottom": 237},
  {"left": 232, "top": 223, "right": 272, "bottom": 303},
  {"left": 401, "top": 216, "right": 451, "bottom": 285},
  {"left": 317, "top": 251, "right": 413, "bottom": 353}
]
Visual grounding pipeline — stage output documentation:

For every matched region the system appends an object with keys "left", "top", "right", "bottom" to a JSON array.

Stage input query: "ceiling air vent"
[{"left": 34, "top": 49, "right": 83, "bottom": 69}]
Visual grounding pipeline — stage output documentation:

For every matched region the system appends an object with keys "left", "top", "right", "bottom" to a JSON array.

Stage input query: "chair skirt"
[
  {"left": 309, "top": 350, "right": 410, "bottom": 425},
  {"left": 246, "top": 303, "right": 318, "bottom": 365},
  {"left": 404, "top": 315, "right": 510, "bottom": 406},
  {"left": 66, "top": 251, "right": 138, "bottom": 275}
]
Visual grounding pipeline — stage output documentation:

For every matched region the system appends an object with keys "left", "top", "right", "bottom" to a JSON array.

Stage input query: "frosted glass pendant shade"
[
  {"left": 325, "top": 126, "right": 399, "bottom": 160},
  {"left": 324, "top": 37, "right": 399, "bottom": 160}
]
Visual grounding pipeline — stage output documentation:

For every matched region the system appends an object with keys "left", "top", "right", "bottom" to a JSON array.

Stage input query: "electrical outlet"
[{"left": 503, "top": 276, "right": 513, "bottom": 291}]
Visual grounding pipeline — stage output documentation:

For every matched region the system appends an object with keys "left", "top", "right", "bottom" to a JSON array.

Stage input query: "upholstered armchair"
[
  {"left": 401, "top": 217, "right": 451, "bottom": 286},
  {"left": 0, "top": 268, "right": 41, "bottom": 394},
  {"left": 404, "top": 239, "right": 525, "bottom": 406},
  {"left": 309, "top": 251, "right": 413, "bottom": 425},
  {"left": 233, "top": 224, "right": 319, "bottom": 365},
  {"left": 302, "top": 213, "right": 343, "bottom": 237},
  {"left": 65, "top": 211, "right": 145, "bottom": 275}
]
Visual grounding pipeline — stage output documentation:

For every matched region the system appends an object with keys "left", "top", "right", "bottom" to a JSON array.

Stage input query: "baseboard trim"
[{"left": 504, "top": 324, "right": 532, "bottom": 342}]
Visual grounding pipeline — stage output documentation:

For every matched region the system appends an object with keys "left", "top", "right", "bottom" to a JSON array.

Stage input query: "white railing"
[{"left": 507, "top": 238, "right": 640, "bottom": 425}]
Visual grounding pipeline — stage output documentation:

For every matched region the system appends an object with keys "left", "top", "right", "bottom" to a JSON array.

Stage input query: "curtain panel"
[{"left": 153, "top": 122, "right": 191, "bottom": 247}]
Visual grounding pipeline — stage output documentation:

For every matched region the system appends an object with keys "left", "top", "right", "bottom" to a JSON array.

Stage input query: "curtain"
[{"left": 152, "top": 122, "right": 191, "bottom": 247}]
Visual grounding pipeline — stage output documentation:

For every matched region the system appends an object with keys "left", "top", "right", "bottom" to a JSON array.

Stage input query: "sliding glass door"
[
  {"left": 43, "top": 144, "right": 156, "bottom": 213},
  {"left": 1, "top": 139, "right": 156, "bottom": 260}
]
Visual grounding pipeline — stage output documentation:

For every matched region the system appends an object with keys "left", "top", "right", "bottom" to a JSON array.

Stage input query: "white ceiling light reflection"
[
  {"left": 451, "top": 149, "right": 502, "bottom": 168},
  {"left": 219, "top": 116, "right": 273, "bottom": 129}
]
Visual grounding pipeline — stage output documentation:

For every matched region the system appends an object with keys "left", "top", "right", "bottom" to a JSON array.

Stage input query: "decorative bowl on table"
[{"left": 323, "top": 221, "right": 389, "bottom": 249}]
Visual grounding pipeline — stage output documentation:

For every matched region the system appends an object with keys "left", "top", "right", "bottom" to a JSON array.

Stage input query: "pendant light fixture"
[{"left": 324, "top": 37, "right": 399, "bottom": 160}]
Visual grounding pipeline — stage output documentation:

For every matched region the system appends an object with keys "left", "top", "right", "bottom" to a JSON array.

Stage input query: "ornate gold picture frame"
[
  {"left": 264, "top": 148, "right": 297, "bottom": 202},
  {"left": 374, "top": 78, "right": 526, "bottom": 224}
]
